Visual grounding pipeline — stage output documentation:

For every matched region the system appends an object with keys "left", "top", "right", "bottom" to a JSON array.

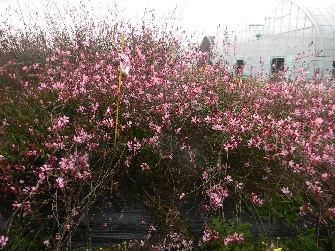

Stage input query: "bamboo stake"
[
  {"left": 112, "top": 33, "right": 124, "bottom": 195},
  {"left": 114, "top": 32, "right": 125, "bottom": 151}
]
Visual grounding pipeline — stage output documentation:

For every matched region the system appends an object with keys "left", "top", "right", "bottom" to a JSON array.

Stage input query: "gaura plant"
[{"left": 1, "top": 3, "right": 335, "bottom": 250}]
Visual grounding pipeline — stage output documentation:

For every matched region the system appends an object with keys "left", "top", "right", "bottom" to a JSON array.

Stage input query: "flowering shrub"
[{"left": 1, "top": 3, "right": 335, "bottom": 250}]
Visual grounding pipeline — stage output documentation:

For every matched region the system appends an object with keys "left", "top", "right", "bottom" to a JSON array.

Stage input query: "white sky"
[{"left": 1, "top": 0, "right": 281, "bottom": 43}]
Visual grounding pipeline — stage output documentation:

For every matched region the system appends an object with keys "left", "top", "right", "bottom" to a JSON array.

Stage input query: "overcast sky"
[{"left": 1, "top": 0, "right": 281, "bottom": 42}]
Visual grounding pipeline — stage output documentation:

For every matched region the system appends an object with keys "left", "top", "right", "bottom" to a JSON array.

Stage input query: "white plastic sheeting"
[{"left": 210, "top": 0, "right": 335, "bottom": 79}]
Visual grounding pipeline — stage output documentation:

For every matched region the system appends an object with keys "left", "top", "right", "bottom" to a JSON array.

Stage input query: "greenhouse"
[{"left": 202, "top": 0, "right": 335, "bottom": 79}]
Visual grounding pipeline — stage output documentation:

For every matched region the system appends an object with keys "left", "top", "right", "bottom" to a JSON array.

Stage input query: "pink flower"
[
  {"left": 224, "top": 175, "right": 233, "bottom": 183},
  {"left": 236, "top": 181, "right": 243, "bottom": 190},
  {"left": 328, "top": 208, "right": 335, "bottom": 219},
  {"left": 321, "top": 173, "right": 331, "bottom": 180},
  {"left": 50, "top": 116, "right": 69, "bottom": 131},
  {"left": 55, "top": 177, "right": 65, "bottom": 188},
  {"left": 74, "top": 128, "right": 92, "bottom": 143},
  {"left": 127, "top": 137, "right": 141, "bottom": 155},
  {"left": 72, "top": 207, "right": 79, "bottom": 216},
  {"left": 101, "top": 118, "right": 114, "bottom": 128},
  {"left": 0, "top": 235, "right": 8, "bottom": 248},
  {"left": 202, "top": 171, "right": 208, "bottom": 180},
  {"left": 281, "top": 187, "right": 291, "bottom": 195},
  {"left": 82, "top": 41, "right": 89, "bottom": 47},
  {"left": 295, "top": 54, "right": 302, "bottom": 60},
  {"left": 52, "top": 81, "right": 65, "bottom": 90},
  {"left": 44, "top": 240, "right": 50, "bottom": 246},
  {"left": 141, "top": 163, "right": 150, "bottom": 171},
  {"left": 210, "top": 193, "right": 222, "bottom": 208},
  {"left": 314, "top": 117, "right": 323, "bottom": 127},
  {"left": 251, "top": 193, "right": 264, "bottom": 206},
  {"left": 2, "top": 119, "right": 8, "bottom": 126},
  {"left": 191, "top": 116, "right": 200, "bottom": 123}
]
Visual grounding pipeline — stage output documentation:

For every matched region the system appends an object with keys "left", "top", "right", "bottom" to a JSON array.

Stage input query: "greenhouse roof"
[{"left": 285, "top": 0, "right": 335, "bottom": 28}]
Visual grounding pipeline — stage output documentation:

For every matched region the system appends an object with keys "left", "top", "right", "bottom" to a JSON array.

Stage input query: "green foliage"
[
  {"left": 3, "top": 224, "right": 52, "bottom": 251},
  {"left": 252, "top": 195, "right": 303, "bottom": 224},
  {"left": 285, "top": 227, "right": 335, "bottom": 251}
]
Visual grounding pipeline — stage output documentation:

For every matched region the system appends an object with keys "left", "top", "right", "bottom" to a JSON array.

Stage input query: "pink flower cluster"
[
  {"left": 223, "top": 232, "right": 244, "bottom": 246},
  {"left": 206, "top": 184, "right": 229, "bottom": 209},
  {"left": 150, "top": 232, "right": 193, "bottom": 251},
  {"left": 251, "top": 192, "right": 264, "bottom": 206},
  {"left": 202, "top": 227, "right": 219, "bottom": 243},
  {"left": 0, "top": 235, "right": 8, "bottom": 248}
]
